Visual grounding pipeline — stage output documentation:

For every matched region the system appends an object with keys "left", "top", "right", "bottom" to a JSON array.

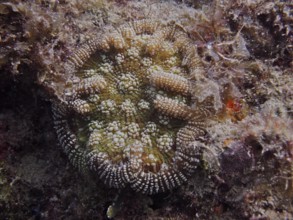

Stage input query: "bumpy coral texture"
[{"left": 52, "top": 20, "right": 213, "bottom": 194}]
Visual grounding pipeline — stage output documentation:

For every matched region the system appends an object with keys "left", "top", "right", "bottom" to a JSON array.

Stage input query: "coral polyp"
[{"left": 52, "top": 20, "right": 213, "bottom": 194}]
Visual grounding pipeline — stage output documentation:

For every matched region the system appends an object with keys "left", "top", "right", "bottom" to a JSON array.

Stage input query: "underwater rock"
[{"left": 1, "top": 0, "right": 292, "bottom": 218}]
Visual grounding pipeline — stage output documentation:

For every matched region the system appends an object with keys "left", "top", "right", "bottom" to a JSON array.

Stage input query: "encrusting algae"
[
  {"left": 52, "top": 19, "right": 214, "bottom": 194},
  {"left": 1, "top": 0, "right": 292, "bottom": 218}
]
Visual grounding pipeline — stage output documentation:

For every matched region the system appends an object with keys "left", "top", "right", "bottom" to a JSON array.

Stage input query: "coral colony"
[{"left": 52, "top": 20, "right": 214, "bottom": 194}]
